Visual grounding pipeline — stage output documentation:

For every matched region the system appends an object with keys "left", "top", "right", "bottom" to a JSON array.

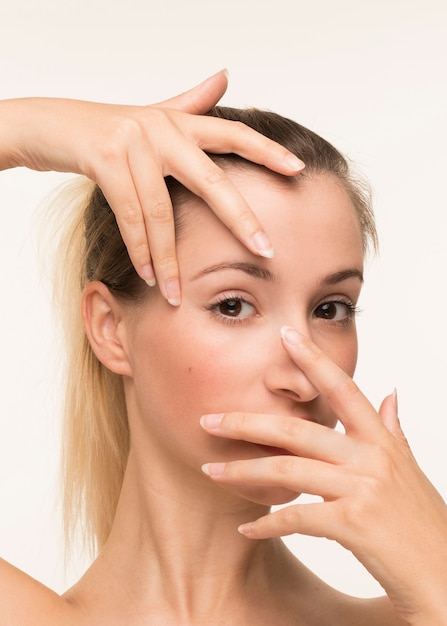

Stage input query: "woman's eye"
[
  {"left": 211, "top": 297, "right": 256, "bottom": 321},
  {"left": 314, "top": 301, "right": 356, "bottom": 322}
]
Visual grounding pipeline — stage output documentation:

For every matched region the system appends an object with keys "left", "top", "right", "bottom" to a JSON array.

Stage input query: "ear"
[{"left": 82, "top": 281, "right": 133, "bottom": 377}]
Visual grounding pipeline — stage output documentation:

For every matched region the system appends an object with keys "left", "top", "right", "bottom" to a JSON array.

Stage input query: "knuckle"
[
  {"left": 368, "top": 443, "right": 396, "bottom": 482},
  {"left": 148, "top": 200, "right": 173, "bottom": 224},
  {"left": 154, "top": 251, "right": 177, "bottom": 272},
  {"left": 130, "top": 239, "right": 150, "bottom": 260},
  {"left": 231, "top": 208, "right": 255, "bottom": 231},
  {"left": 357, "top": 473, "right": 382, "bottom": 505},
  {"left": 120, "top": 203, "right": 144, "bottom": 227},
  {"left": 203, "top": 165, "right": 227, "bottom": 187},
  {"left": 226, "top": 208, "right": 258, "bottom": 238},
  {"left": 281, "top": 505, "right": 301, "bottom": 528},
  {"left": 141, "top": 107, "right": 170, "bottom": 128},
  {"left": 234, "top": 412, "right": 249, "bottom": 434},
  {"left": 279, "top": 416, "right": 304, "bottom": 441},
  {"left": 275, "top": 455, "right": 299, "bottom": 477},
  {"left": 99, "top": 118, "right": 142, "bottom": 162},
  {"left": 227, "top": 119, "right": 249, "bottom": 141},
  {"left": 340, "top": 452, "right": 393, "bottom": 530},
  {"left": 228, "top": 460, "right": 247, "bottom": 481},
  {"left": 339, "top": 497, "right": 364, "bottom": 531},
  {"left": 115, "top": 115, "right": 142, "bottom": 138}
]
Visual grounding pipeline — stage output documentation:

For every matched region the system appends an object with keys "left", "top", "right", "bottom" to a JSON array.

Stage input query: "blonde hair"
[
  {"left": 53, "top": 107, "right": 377, "bottom": 557},
  {"left": 51, "top": 178, "right": 137, "bottom": 555}
]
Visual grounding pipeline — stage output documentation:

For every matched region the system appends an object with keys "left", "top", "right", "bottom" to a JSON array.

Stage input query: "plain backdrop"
[{"left": 1, "top": 0, "right": 446, "bottom": 599}]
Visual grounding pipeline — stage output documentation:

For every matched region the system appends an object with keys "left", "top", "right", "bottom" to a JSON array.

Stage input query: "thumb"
[
  {"left": 378, "top": 389, "right": 407, "bottom": 442},
  {"left": 156, "top": 69, "right": 229, "bottom": 113}
]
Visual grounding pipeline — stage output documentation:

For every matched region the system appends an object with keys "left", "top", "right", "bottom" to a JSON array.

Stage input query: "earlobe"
[{"left": 82, "top": 281, "right": 133, "bottom": 377}]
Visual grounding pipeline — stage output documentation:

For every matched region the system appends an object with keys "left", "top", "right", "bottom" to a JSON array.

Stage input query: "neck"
[
  {"left": 72, "top": 448, "right": 299, "bottom": 623},
  {"left": 109, "top": 449, "right": 275, "bottom": 589}
]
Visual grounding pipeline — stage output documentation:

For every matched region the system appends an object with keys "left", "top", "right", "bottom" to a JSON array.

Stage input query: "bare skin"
[
  {"left": 1, "top": 85, "right": 446, "bottom": 625},
  {"left": 0, "top": 70, "right": 303, "bottom": 303},
  {"left": 59, "top": 452, "right": 404, "bottom": 626},
  {"left": 56, "top": 172, "right": 410, "bottom": 625}
]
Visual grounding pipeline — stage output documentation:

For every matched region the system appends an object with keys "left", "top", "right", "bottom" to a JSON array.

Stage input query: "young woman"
[{"left": 1, "top": 73, "right": 447, "bottom": 625}]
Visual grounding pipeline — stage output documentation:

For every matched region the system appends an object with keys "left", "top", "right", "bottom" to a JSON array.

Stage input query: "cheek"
[
  {"left": 317, "top": 329, "right": 358, "bottom": 377},
  {"left": 310, "top": 332, "right": 358, "bottom": 430},
  {"left": 131, "top": 319, "right": 260, "bottom": 421},
  {"left": 338, "top": 336, "right": 358, "bottom": 378}
]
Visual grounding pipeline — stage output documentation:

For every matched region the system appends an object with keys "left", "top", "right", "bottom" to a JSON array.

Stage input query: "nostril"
[{"left": 279, "top": 389, "right": 301, "bottom": 401}]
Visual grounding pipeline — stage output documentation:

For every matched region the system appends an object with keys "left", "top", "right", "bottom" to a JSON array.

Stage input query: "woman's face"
[{"left": 122, "top": 169, "right": 364, "bottom": 501}]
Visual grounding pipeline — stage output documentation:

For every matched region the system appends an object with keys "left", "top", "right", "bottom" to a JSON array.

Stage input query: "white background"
[{"left": 1, "top": 0, "right": 446, "bottom": 598}]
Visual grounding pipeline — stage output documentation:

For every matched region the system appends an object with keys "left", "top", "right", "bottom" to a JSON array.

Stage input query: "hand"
[
  {"left": 200, "top": 326, "right": 447, "bottom": 624},
  {"left": 0, "top": 71, "right": 304, "bottom": 304}
]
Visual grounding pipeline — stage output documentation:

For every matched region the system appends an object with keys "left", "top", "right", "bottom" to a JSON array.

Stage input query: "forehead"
[{"left": 176, "top": 169, "right": 364, "bottom": 271}]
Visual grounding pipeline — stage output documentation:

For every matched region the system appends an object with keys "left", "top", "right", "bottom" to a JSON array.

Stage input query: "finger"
[
  {"left": 280, "top": 326, "right": 387, "bottom": 439},
  {"left": 95, "top": 165, "right": 155, "bottom": 285},
  {"left": 378, "top": 389, "right": 408, "bottom": 443},
  {"left": 158, "top": 69, "right": 229, "bottom": 114},
  {"left": 161, "top": 135, "right": 273, "bottom": 258},
  {"left": 202, "top": 455, "right": 346, "bottom": 499},
  {"left": 187, "top": 114, "right": 305, "bottom": 176},
  {"left": 128, "top": 145, "right": 181, "bottom": 305},
  {"left": 238, "top": 501, "right": 340, "bottom": 540},
  {"left": 200, "top": 412, "right": 352, "bottom": 463}
]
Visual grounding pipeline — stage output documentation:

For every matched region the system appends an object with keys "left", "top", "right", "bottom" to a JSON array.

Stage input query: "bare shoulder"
[{"left": 0, "top": 557, "right": 78, "bottom": 626}]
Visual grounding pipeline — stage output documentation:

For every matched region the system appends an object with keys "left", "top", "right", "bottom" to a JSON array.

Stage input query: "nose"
[{"left": 263, "top": 327, "right": 319, "bottom": 404}]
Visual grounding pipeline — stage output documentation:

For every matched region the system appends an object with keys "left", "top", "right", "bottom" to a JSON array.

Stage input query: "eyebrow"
[
  {"left": 192, "top": 262, "right": 278, "bottom": 283},
  {"left": 320, "top": 269, "right": 364, "bottom": 286},
  {"left": 192, "top": 262, "right": 363, "bottom": 285}
]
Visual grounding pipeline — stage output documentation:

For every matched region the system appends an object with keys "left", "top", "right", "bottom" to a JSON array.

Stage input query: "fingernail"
[
  {"left": 280, "top": 325, "right": 303, "bottom": 346},
  {"left": 166, "top": 278, "right": 181, "bottom": 306},
  {"left": 285, "top": 154, "right": 305, "bottom": 172},
  {"left": 201, "top": 462, "right": 225, "bottom": 477},
  {"left": 141, "top": 264, "right": 156, "bottom": 287},
  {"left": 392, "top": 388, "right": 399, "bottom": 414},
  {"left": 238, "top": 522, "right": 254, "bottom": 536},
  {"left": 200, "top": 413, "right": 224, "bottom": 429},
  {"left": 251, "top": 231, "right": 274, "bottom": 259}
]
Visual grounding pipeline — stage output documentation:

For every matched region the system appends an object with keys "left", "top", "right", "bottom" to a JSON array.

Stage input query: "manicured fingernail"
[
  {"left": 280, "top": 325, "right": 303, "bottom": 345},
  {"left": 286, "top": 154, "right": 305, "bottom": 172},
  {"left": 166, "top": 278, "right": 181, "bottom": 306},
  {"left": 200, "top": 413, "right": 224, "bottom": 429},
  {"left": 392, "top": 388, "right": 398, "bottom": 414},
  {"left": 238, "top": 522, "right": 254, "bottom": 536},
  {"left": 201, "top": 462, "right": 225, "bottom": 477},
  {"left": 141, "top": 264, "right": 156, "bottom": 287},
  {"left": 251, "top": 231, "right": 274, "bottom": 259}
]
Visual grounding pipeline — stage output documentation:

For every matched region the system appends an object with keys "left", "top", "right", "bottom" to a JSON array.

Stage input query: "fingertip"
[
  {"left": 141, "top": 263, "right": 156, "bottom": 287},
  {"left": 201, "top": 462, "right": 225, "bottom": 478},
  {"left": 165, "top": 277, "right": 181, "bottom": 306},
  {"left": 237, "top": 522, "right": 255, "bottom": 537},
  {"left": 167, "top": 297, "right": 181, "bottom": 307},
  {"left": 280, "top": 326, "right": 303, "bottom": 346},
  {"left": 251, "top": 230, "right": 275, "bottom": 258},
  {"left": 392, "top": 387, "right": 398, "bottom": 415},
  {"left": 378, "top": 390, "right": 402, "bottom": 436},
  {"left": 285, "top": 154, "right": 306, "bottom": 173}
]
